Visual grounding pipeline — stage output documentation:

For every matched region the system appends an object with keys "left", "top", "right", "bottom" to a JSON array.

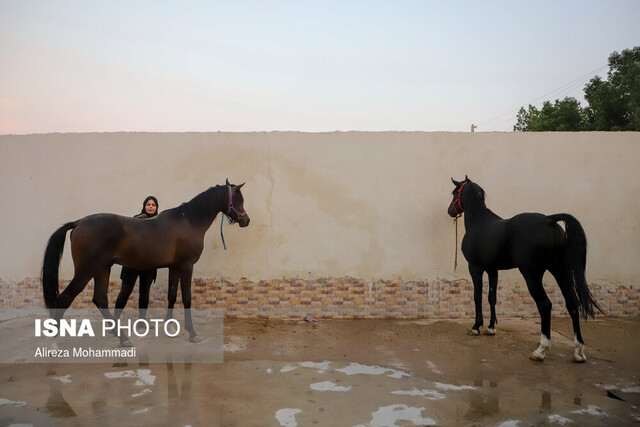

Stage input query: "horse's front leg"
[
  {"left": 179, "top": 266, "right": 201, "bottom": 343},
  {"left": 468, "top": 265, "right": 484, "bottom": 335},
  {"left": 486, "top": 270, "right": 498, "bottom": 335}
]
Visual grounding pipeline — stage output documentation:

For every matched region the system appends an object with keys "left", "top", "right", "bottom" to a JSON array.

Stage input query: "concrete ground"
[{"left": 0, "top": 316, "right": 639, "bottom": 426}]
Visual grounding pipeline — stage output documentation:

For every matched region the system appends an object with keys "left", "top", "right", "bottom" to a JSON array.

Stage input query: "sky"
[{"left": 1, "top": 1, "right": 638, "bottom": 134}]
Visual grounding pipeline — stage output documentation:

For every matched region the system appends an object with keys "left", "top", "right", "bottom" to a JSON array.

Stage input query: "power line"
[{"left": 477, "top": 64, "right": 608, "bottom": 131}]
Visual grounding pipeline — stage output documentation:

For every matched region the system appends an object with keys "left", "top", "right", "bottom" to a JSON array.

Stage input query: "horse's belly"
[
  {"left": 463, "top": 239, "right": 515, "bottom": 271},
  {"left": 113, "top": 256, "right": 169, "bottom": 270},
  {"left": 113, "top": 245, "right": 173, "bottom": 270},
  {"left": 471, "top": 254, "right": 516, "bottom": 271}
]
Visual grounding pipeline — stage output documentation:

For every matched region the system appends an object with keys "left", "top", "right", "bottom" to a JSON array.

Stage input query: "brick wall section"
[{"left": 1, "top": 277, "right": 638, "bottom": 319}]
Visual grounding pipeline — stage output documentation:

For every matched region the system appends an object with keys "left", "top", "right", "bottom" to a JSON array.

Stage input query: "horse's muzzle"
[{"left": 238, "top": 215, "right": 250, "bottom": 227}]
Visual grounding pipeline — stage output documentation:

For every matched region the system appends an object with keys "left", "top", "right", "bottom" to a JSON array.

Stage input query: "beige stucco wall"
[{"left": 1, "top": 132, "right": 639, "bottom": 290}]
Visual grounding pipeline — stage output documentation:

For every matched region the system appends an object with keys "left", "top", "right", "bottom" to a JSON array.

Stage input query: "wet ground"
[{"left": 1, "top": 316, "right": 639, "bottom": 426}]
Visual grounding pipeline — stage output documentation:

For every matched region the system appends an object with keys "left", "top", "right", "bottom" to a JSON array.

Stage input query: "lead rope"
[
  {"left": 220, "top": 214, "right": 233, "bottom": 250},
  {"left": 454, "top": 215, "right": 461, "bottom": 271}
]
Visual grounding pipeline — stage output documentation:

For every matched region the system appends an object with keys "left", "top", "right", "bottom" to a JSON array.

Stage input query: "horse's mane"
[
  {"left": 165, "top": 186, "right": 226, "bottom": 225},
  {"left": 468, "top": 181, "right": 486, "bottom": 202}
]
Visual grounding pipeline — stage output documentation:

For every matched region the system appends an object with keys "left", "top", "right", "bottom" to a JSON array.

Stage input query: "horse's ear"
[
  {"left": 451, "top": 178, "right": 461, "bottom": 186},
  {"left": 226, "top": 178, "right": 231, "bottom": 186},
  {"left": 236, "top": 182, "right": 245, "bottom": 191},
  {"left": 465, "top": 175, "right": 469, "bottom": 181}
]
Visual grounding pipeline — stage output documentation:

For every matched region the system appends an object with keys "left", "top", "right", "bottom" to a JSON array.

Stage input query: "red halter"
[
  {"left": 452, "top": 181, "right": 468, "bottom": 217},
  {"left": 452, "top": 181, "right": 468, "bottom": 271}
]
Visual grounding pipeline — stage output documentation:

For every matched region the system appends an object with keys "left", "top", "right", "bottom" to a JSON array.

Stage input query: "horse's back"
[
  {"left": 72, "top": 213, "right": 127, "bottom": 238},
  {"left": 463, "top": 212, "right": 564, "bottom": 271},
  {"left": 70, "top": 214, "right": 127, "bottom": 260},
  {"left": 506, "top": 213, "right": 563, "bottom": 270}
]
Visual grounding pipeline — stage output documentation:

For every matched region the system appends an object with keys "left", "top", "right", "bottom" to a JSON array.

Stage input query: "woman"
[{"left": 117, "top": 196, "right": 159, "bottom": 318}]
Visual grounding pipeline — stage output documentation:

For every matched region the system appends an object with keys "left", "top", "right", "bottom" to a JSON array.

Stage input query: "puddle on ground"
[
  {"left": 104, "top": 368, "right": 156, "bottom": 386},
  {"left": 268, "top": 360, "right": 623, "bottom": 427},
  {"left": 52, "top": 374, "right": 72, "bottom": 384},
  {"left": 354, "top": 404, "right": 437, "bottom": 427},
  {"left": 223, "top": 335, "right": 247, "bottom": 353},
  {"left": 0, "top": 361, "right": 634, "bottom": 426},
  {"left": 310, "top": 381, "right": 352, "bottom": 392},
  {"left": 0, "top": 397, "right": 26, "bottom": 407},
  {"left": 275, "top": 408, "right": 302, "bottom": 427}
]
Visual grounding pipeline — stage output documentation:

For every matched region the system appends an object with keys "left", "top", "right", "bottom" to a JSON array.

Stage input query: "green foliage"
[
  {"left": 514, "top": 46, "right": 640, "bottom": 132},
  {"left": 514, "top": 98, "right": 585, "bottom": 131}
]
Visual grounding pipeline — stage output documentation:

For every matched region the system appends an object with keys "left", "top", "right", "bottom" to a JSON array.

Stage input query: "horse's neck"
[
  {"left": 185, "top": 186, "right": 227, "bottom": 230},
  {"left": 206, "top": 187, "right": 228, "bottom": 228},
  {"left": 464, "top": 203, "right": 499, "bottom": 228}
]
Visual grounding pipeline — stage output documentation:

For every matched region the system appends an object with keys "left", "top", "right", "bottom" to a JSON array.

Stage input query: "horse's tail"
[
  {"left": 548, "top": 214, "right": 605, "bottom": 318},
  {"left": 42, "top": 221, "right": 77, "bottom": 311}
]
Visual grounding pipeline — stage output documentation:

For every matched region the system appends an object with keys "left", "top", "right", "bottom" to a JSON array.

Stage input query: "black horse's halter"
[
  {"left": 452, "top": 181, "right": 468, "bottom": 271},
  {"left": 226, "top": 185, "right": 247, "bottom": 223},
  {"left": 451, "top": 181, "right": 468, "bottom": 218}
]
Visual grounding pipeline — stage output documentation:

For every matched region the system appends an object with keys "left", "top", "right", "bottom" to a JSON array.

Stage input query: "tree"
[
  {"left": 514, "top": 46, "right": 640, "bottom": 131},
  {"left": 513, "top": 105, "right": 539, "bottom": 132},
  {"left": 514, "top": 97, "right": 585, "bottom": 131},
  {"left": 584, "top": 46, "right": 640, "bottom": 131}
]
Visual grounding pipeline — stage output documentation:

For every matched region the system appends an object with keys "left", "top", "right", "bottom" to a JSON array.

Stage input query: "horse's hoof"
[
  {"left": 572, "top": 354, "right": 587, "bottom": 363},
  {"left": 467, "top": 328, "right": 480, "bottom": 336},
  {"left": 529, "top": 352, "right": 544, "bottom": 361},
  {"left": 120, "top": 339, "right": 133, "bottom": 348},
  {"left": 484, "top": 328, "right": 496, "bottom": 336},
  {"left": 189, "top": 335, "right": 202, "bottom": 343},
  {"left": 166, "top": 323, "right": 179, "bottom": 335},
  {"left": 573, "top": 342, "right": 587, "bottom": 363}
]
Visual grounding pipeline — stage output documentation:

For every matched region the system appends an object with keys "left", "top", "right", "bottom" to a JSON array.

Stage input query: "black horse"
[
  {"left": 447, "top": 176, "right": 603, "bottom": 362},
  {"left": 42, "top": 180, "right": 250, "bottom": 345}
]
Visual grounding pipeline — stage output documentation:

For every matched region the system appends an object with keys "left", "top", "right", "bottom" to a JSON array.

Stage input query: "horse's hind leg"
[
  {"left": 551, "top": 266, "right": 586, "bottom": 363},
  {"left": 91, "top": 267, "right": 112, "bottom": 315},
  {"left": 93, "top": 267, "right": 132, "bottom": 347},
  {"left": 468, "top": 265, "right": 484, "bottom": 335},
  {"left": 486, "top": 270, "right": 498, "bottom": 335},
  {"left": 55, "top": 272, "right": 93, "bottom": 320},
  {"left": 521, "top": 269, "right": 552, "bottom": 361}
]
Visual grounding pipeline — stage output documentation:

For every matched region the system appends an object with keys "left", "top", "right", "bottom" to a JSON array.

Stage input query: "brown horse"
[{"left": 42, "top": 180, "right": 250, "bottom": 345}]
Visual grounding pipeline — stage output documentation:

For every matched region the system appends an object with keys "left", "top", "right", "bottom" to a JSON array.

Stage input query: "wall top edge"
[{"left": 3, "top": 130, "right": 639, "bottom": 138}]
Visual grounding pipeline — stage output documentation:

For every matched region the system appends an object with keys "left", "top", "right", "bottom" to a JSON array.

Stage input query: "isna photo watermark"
[{"left": 0, "top": 308, "right": 223, "bottom": 363}]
